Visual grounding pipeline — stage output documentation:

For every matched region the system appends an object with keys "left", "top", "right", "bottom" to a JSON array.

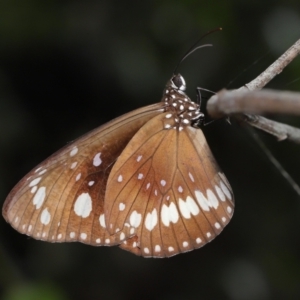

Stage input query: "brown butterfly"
[{"left": 2, "top": 73, "right": 234, "bottom": 258}]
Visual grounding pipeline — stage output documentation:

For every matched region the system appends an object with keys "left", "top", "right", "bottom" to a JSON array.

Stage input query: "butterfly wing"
[
  {"left": 3, "top": 103, "right": 164, "bottom": 246},
  {"left": 105, "top": 113, "right": 234, "bottom": 257}
]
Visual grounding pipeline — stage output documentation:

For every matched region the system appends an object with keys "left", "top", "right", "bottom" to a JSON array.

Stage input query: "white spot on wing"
[
  {"left": 188, "top": 172, "right": 195, "bottom": 182},
  {"left": 96, "top": 238, "right": 101, "bottom": 243},
  {"left": 183, "top": 241, "right": 188, "bottom": 247},
  {"left": 28, "top": 225, "right": 32, "bottom": 232},
  {"left": 155, "top": 245, "right": 161, "bottom": 252},
  {"left": 179, "top": 196, "right": 199, "bottom": 219},
  {"left": 40, "top": 208, "right": 51, "bottom": 225},
  {"left": 215, "top": 222, "right": 221, "bottom": 229},
  {"left": 70, "top": 232, "right": 75, "bottom": 238},
  {"left": 196, "top": 237, "right": 202, "bottom": 244},
  {"left": 76, "top": 173, "right": 81, "bottom": 181},
  {"left": 145, "top": 208, "right": 158, "bottom": 231},
  {"left": 31, "top": 186, "right": 38, "bottom": 194},
  {"left": 222, "top": 217, "right": 226, "bottom": 222},
  {"left": 74, "top": 193, "right": 92, "bottom": 218},
  {"left": 138, "top": 173, "right": 143, "bottom": 180},
  {"left": 227, "top": 206, "right": 232, "bottom": 213},
  {"left": 206, "top": 232, "right": 211, "bottom": 238},
  {"left": 215, "top": 185, "right": 226, "bottom": 201},
  {"left": 168, "top": 246, "right": 174, "bottom": 252},
  {"left": 118, "top": 175, "right": 123, "bottom": 182},
  {"left": 186, "top": 196, "right": 200, "bottom": 215},
  {"left": 88, "top": 181, "right": 95, "bottom": 186},
  {"left": 80, "top": 233, "right": 87, "bottom": 240},
  {"left": 93, "top": 152, "right": 102, "bottom": 167},
  {"left": 160, "top": 179, "right": 166, "bottom": 186},
  {"left": 130, "top": 210, "right": 142, "bottom": 228},
  {"left": 33, "top": 186, "right": 46, "bottom": 209},
  {"left": 34, "top": 167, "right": 42, "bottom": 173},
  {"left": 179, "top": 198, "right": 190, "bottom": 219},
  {"left": 161, "top": 202, "right": 179, "bottom": 226},
  {"left": 206, "top": 189, "right": 219, "bottom": 209},
  {"left": 144, "top": 247, "right": 150, "bottom": 254},
  {"left": 70, "top": 146, "right": 78, "bottom": 157},
  {"left": 137, "top": 155, "right": 142, "bottom": 162},
  {"left": 220, "top": 181, "right": 232, "bottom": 200},
  {"left": 178, "top": 186, "right": 183, "bottom": 193},
  {"left": 120, "top": 232, "right": 125, "bottom": 240},
  {"left": 99, "top": 214, "right": 106, "bottom": 228},
  {"left": 29, "top": 177, "right": 41, "bottom": 187},
  {"left": 71, "top": 162, "right": 78, "bottom": 169},
  {"left": 38, "top": 169, "right": 47, "bottom": 175},
  {"left": 119, "top": 202, "right": 125, "bottom": 211},
  {"left": 195, "top": 190, "right": 210, "bottom": 211}
]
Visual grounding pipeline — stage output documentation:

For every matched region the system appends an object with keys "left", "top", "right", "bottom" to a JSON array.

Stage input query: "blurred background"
[{"left": 1, "top": 1, "right": 300, "bottom": 299}]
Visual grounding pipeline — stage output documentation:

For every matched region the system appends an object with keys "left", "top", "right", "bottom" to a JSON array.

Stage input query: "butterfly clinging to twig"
[{"left": 3, "top": 34, "right": 234, "bottom": 257}]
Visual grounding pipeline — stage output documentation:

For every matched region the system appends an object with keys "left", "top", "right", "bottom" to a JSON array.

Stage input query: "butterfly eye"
[{"left": 171, "top": 74, "right": 186, "bottom": 91}]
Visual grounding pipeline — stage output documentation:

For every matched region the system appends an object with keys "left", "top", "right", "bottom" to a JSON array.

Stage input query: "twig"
[
  {"left": 206, "top": 38, "right": 300, "bottom": 143},
  {"left": 243, "top": 39, "right": 300, "bottom": 91},
  {"left": 238, "top": 114, "right": 300, "bottom": 144},
  {"left": 207, "top": 89, "right": 300, "bottom": 117}
]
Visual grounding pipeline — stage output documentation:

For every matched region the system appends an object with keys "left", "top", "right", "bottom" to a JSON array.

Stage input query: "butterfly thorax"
[{"left": 162, "top": 74, "right": 204, "bottom": 131}]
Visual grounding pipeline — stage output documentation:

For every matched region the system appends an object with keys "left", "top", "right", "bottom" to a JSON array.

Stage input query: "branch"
[
  {"left": 238, "top": 114, "right": 300, "bottom": 143},
  {"left": 207, "top": 89, "right": 300, "bottom": 117},
  {"left": 206, "top": 38, "right": 300, "bottom": 143},
  {"left": 243, "top": 39, "right": 300, "bottom": 91}
]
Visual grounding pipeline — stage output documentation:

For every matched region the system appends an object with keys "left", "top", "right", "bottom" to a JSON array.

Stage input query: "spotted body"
[{"left": 3, "top": 74, "right": 234, "bottom": 258}]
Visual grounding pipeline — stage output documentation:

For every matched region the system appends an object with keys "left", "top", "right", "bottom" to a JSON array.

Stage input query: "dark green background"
[{"left": 1, "top": 1, "right": 300, "bottom": 299}]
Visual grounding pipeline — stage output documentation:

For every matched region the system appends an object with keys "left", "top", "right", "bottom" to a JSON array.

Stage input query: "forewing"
[
  {"left": 105, "top": 114, "right": 234, "bottom": 257},
  {"left": 3, "top": 103, "right": 164, "bottom": 246}
]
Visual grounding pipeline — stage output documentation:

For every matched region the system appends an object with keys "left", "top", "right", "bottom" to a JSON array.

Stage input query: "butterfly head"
[
  {"left": 171, "top": 74, "right": 186, "bottom": 91},
  {"left": 162, "top": 74, "right": 204, "bottom": 129}
]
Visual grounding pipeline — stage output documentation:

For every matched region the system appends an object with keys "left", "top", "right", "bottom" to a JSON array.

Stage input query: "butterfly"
[{"left": 2, "top": 73, "right": 234, "bottom": 258}]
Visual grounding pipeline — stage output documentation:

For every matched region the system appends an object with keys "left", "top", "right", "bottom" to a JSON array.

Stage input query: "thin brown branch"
[
  {"left": 238, "top": 114, "right": 300, "bottom": 144},
  {"left": 242, "top": 38, "right": 300, "bottom": 91},
  {"left": 207, "top": 89, "right": 300, "bottom": 118},
  {"left": 206, "top": 38, "right": 300, "bottom": 143}
]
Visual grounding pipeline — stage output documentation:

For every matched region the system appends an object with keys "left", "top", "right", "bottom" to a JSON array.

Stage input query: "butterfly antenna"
[{"left": 173, "top": 27, "right": 222, "bottom": 75}]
